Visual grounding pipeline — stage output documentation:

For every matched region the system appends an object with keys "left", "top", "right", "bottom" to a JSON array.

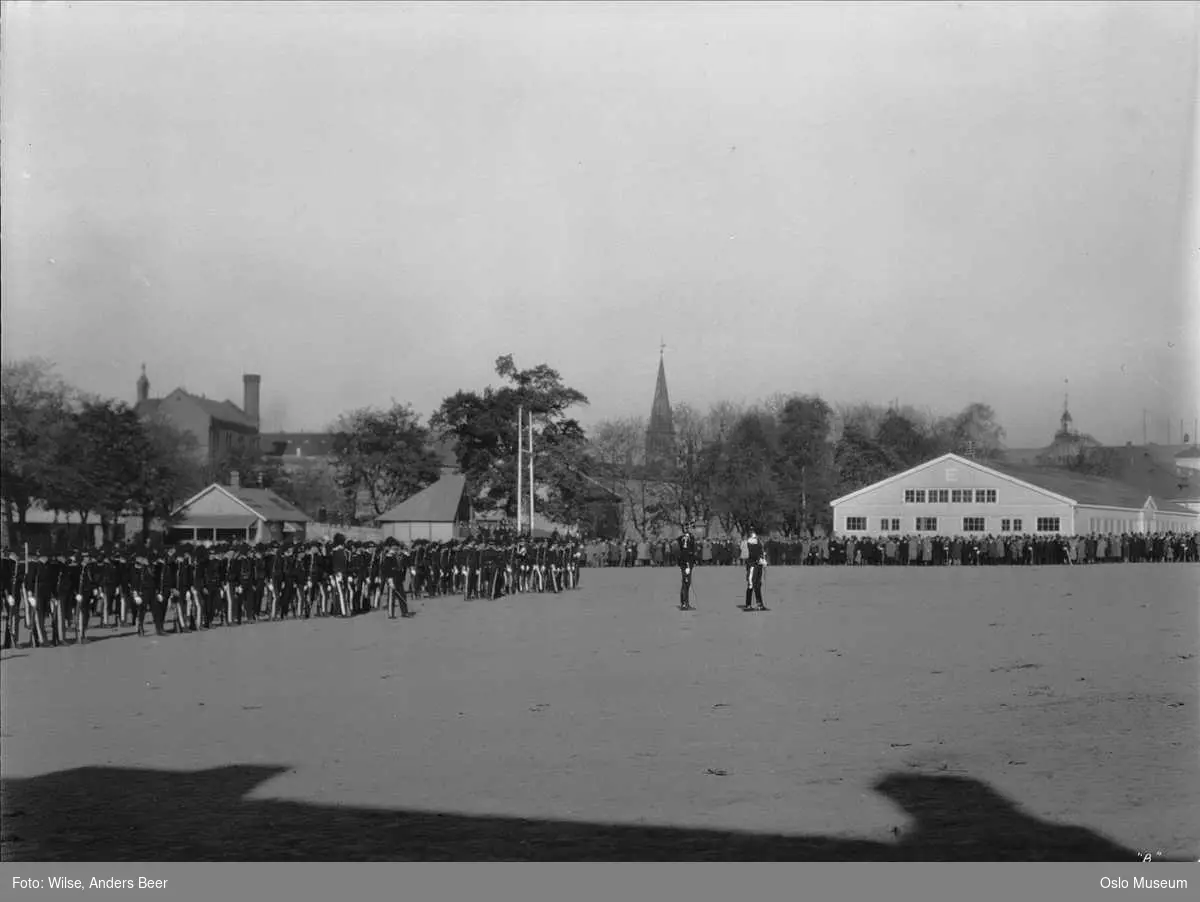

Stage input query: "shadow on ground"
[{"left": 1, "top": 764, "right": 1139, "bottom": 861}]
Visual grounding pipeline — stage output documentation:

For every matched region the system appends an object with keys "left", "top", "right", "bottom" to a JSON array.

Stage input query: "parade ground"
[{"left": 2, "top": 564, "right": 1196, "bottom": 861}]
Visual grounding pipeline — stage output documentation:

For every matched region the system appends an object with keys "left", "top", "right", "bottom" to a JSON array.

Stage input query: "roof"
[
  {"left": 986, "top": 461, "right": 1159, "bottom": 510},
  {"left": 830, "top": 453, "right": 1075, "bottom": 507},
  {"left": 1175, "top": 446, "right": 1200, "bottom": 460},
  {"left": 1000, "top": 443, "right": 1197, "bottom": 500},
  {"left": 1154, "top": 497, "right": 1198, "bottom": 516},
  {"left": 830, "top": 452, "right": 1191, "bottom": 514},
  {"left": 228, "top": 486, "right": 311, "bottom": 523},
  {"left": 261, "top": 432, "right": 338, "bottom": 457},
  {"left": 173, "top": 483, "right": 310, "bottom": 523},
  {"left": 191, "top": 394, "right": 257, "bottom": 429},
  {"left": 140, "top": 390, "right": 257, "bottom": 429},
  {"left": 375, "top": 474, "right": 467, "bottom": 523}
]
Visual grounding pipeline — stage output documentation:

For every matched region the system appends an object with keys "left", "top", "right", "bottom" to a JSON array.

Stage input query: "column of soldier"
[{"left": 1, "top": 534, "right": 585, "bottom": 651}]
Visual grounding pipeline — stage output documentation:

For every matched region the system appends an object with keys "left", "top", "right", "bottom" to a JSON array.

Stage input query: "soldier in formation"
[{"left": 1, "top": 532, "right": 585, "bottom": 651}]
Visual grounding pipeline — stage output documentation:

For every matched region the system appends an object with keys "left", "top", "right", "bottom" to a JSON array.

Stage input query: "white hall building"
[{"left": 830, "top": 453, "right": 1199, "bottom": 538}]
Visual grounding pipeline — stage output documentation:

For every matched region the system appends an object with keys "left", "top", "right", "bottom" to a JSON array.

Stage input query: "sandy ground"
[{"left": 2, "top": 563, "right": 1196, "bottom": 861}]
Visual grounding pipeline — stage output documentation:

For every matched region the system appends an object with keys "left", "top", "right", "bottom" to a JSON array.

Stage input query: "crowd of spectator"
[{"left": 580, "top": 531, "right": 1199, "bottom": 568}]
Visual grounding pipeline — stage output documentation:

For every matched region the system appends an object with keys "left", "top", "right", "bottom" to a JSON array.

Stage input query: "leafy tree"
[
  {"left": 833, "top": 420, "right": 902, "bottom": 498},
  {"left": 268, "top": 459, "right": 347, "bottom": 521},
  {"left": 39, "top": 408, "right": 98, "bottom": 528},
  {"left": 589, "top": 416, "right": 670, "bottom": 539},
  {"left": 937, "top": 402, "right": 1006, "bottom": 459},
  {"left": 711, "top": 410, "right": 783, "bottom": 535},
  {"left": 36, "top": 398, "right": 189, "bottom": 545},
  {"left": 529, "top": 417, "right": 616, "bottom": 532},
  {"left": 0, "top": 358, "right": 76, "bottom": 546},
  {"left": 876, "top": 407, "right": 935, "bottom": 468},
  {"left": 665, "top": 404, "right": 712, "bottom": 531},
  {"left": 432, "top": 355, "right": 589, "bottom": 528},
  {"left": 133, "top": 414, "right": 206, "bottom": 542},
  {"left": 203, "top": 435, "right": 282, "bottom": 489},
  {"left": 835, "top": 402, "right": 891, "bottom": 444},
  {"left": 774, "top": 395, "right": 836, "bottom": 535},
  {"left": 332, "top": 402, "right": 442, "bottom": 518}
]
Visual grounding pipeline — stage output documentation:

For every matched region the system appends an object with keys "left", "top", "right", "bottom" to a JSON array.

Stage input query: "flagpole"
[
  {"left": 517, "top": 405, "right": 524, "bottom": 537},
  {"left": 528, "top": 411, "right": 535, "bottom": 536}
]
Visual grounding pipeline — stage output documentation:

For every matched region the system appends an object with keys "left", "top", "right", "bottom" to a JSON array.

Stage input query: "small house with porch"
[{"left": 168, "top": 473, "right": 310, "bottom": 544}]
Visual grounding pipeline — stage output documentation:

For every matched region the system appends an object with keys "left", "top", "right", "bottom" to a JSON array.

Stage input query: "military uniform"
[
  {"left": 676, "top": 528, "right": 698, "bottom": 610},
  {"left": 742, "top": 531, "right": 767, "bottom": 611}
]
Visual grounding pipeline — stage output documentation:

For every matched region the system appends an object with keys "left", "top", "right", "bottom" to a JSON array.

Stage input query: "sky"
[{"left": 2, "top": 0, "right": 1198, "bottom": 448}]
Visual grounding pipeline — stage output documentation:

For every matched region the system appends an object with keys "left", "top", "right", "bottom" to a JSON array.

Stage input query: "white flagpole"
[
  {"left": 532, "top": 410, "right": 537, "bottom": 534},
  {"left": 517, "top": 405, "right": 524, "bottom": 536}
]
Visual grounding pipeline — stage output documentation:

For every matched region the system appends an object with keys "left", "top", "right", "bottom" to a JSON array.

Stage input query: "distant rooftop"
[
  {"left": 988, "top": 460, "right": 1193, "bottom": 513},
  {"left": 138, "top": 389, "right": 257, "bottom": 430},
  {"left": 261, "top": 432, "right": 338, "bottom": 458}
]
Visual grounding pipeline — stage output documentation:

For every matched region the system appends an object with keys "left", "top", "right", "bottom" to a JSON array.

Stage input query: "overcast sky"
[{"left": 2, "top": 0, "right": 1197, "bottom": 447}]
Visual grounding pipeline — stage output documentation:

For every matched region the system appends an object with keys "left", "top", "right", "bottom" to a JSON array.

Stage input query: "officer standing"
[
  {"left": 742, "top": 527, "right": 768, "bottom": 612},
  {"left": 677, "top": 522, "right": 698, "bottom": 611}
]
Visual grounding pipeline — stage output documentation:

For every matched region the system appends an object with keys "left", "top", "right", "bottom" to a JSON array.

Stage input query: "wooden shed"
[{"left": 376, "top": 473, "right": 471, "bottom": 542}]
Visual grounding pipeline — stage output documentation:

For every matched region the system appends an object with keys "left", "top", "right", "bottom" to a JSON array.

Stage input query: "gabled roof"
[
  {"left": 375, "top": 474, "right": 467, "bottom": 523},
  {"left": 1152, "top": 497, "right": 1198, "bottom": 516},
  {"left": 172, "top": 483, "right": 310, "bottom": 523},
  {"left": 829, "top": 452, "right": 1189, "bottom": 513},
  {"left": 1176, "top": 446, "right": 1200, "bottom": 460},
  {"left": 141, "top": 389, "right": 257, "bottom": 429},
  {"left": 190, "top": 394, "right": 257, "bottom": 429},
  {"left": 228, "top": 486, "right": 311, "bottom": 523},
  {"left": 984, "top": 461, "right": 1159, "bottom": 510},
  {"left": 830, "top": 453, "right": 1076, "bottom": 507}
]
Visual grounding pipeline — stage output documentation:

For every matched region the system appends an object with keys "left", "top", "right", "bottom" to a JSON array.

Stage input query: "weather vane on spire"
[{"left": 660, "top": 336, "right": 667, "bottom": 357}]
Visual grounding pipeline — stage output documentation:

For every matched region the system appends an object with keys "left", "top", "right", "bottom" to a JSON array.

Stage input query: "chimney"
[
  {"left": 229, "top": 470, "right": 240, "bottom": 490},
  {"left": 243, "top": 373, "right": 261, "bottom": 427}
]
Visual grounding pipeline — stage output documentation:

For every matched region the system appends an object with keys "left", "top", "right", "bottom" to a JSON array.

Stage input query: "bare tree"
[{"left": 590, "top": 416, "right": 671, "bottom": 539}]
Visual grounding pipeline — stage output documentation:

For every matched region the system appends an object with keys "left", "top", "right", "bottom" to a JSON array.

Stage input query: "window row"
[
  {"left": 903, "top": 488, "right": 997, "bottom": 504},
  {"left": 1087, "top": 517, "right": 1139, "bottom": 534},
  {"left": 845, "top": 516, "right": 1060, "bottom": 533}
]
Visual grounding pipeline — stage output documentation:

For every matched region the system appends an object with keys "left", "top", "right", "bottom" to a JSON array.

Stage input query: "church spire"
[
  {"left": 645, "top": 342, "right": 676, "bottom": 472},
  {"left": 136, "top": 363, "right": 150, "bottom": 405}
]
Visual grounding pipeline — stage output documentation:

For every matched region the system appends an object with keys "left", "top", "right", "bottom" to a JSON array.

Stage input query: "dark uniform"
[
  {"left": 381, "top": 543, "right": 411, "bottom": 619},
  {"left": 677, "top": 527, "right": 698, "bottom": 610},
  {"left": 743, "top": 530, "right": 767, "bottom": 611},
  {"left": 73, "top": 553, "right": 96, "bottom": 642},
  {"left": 3, "top": 551, "right": 20, "bottom": 648}
]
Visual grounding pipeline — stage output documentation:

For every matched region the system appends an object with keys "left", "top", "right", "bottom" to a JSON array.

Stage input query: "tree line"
[
  {"left": 1, "top": 359, "right": 203, "bottom": 545},
  {"left": 3, "top": 353, "right": 1020, "bottom": 545},
  {"left": 589, "top": 396, "right": 1009, "bottom": 539},
  {"left": 0, "top": 355, "right": 588, "bottom": 545}
]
